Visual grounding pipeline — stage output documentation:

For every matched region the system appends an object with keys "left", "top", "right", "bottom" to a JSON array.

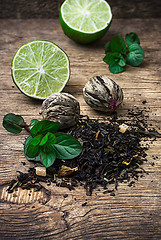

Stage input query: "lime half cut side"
[
  {"left": 11, "top": 40, "right": 70, "bottom": 100},
  {"left": 59, "top": 0, "right": 112, "bottom": 44}
]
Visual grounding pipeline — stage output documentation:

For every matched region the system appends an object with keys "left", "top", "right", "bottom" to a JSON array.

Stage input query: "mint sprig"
[
  {"left": 103, "top": 32, "right": 144, "bottom": 74},
  {"left": 3, "top": 113, "right": 82, "bottom": 168}
]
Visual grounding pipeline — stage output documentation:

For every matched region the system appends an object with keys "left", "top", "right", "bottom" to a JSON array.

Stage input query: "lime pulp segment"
[
  {"left": 61, "top": 0, "right": 112, "bottom": 33},
  {"left": 11, "top": 41, "right": 70, "bottom": 100}
]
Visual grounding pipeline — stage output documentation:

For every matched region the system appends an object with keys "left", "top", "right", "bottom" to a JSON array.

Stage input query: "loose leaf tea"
[
  {"left": 62, "top": 114, "right": 149, "bottom": 195},
  {"left": 7, "top": 107, "right": 160, "bottom": 196},
  {"left": 58, "top": 107, "right": 160, "bottom": 195}
]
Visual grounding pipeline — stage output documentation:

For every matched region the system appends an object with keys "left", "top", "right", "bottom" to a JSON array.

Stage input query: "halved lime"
[
  {"left": 11, "top": 40, "right": 70, "bottom": 100},
  {"left": 59, "top": 0, "right": 112, "bottom": 44}
]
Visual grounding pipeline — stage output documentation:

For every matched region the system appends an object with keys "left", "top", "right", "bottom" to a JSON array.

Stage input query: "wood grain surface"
[
  {"left": 0, "top": 17, "right": 161, "bottom": 239},
  {"left": 1, "top": 0, "right": 161, "bottom": 19}
]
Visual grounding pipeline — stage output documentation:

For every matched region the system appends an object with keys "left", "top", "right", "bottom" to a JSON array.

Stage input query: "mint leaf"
[
  {"left": 30, "top": 119, "right": 39, "bottom": 126},
  {"left": 118, "top": 57, "right": 126, "bottom": 67},
  {"left": 40, "top": 132, "right": 57, "bottom": 146},
  {"left": 31, "top": 120, "right": 60, "bottom": 137},
  {"left": 105, "top": 42, "right": 111, "bottom": 54},
  {"left": 40, "top": 147, "right": 56, "bottom": 168},
  {"left": 53, "top": 133, "right": 82, "bottom": 159},
  {"left": 25, "top": 134, "right": 42, "bottom": 158},
  {"left": 103, "top": 52, "right": 121, "bottom": 65},
  {"left": 3, "top": 113, "right": 24, "bottom": 133},
  {"left": 109, "top": 63, "right": 125, "bottom": 74},
  {"left": 110, "top": 35, "right": 126, "bottom": 55},
  {"left": 24, "top": 136, "right": 41, "bottom": 161},
  {"left": 126, "top": 43, "right": 144, "bottom": 66},
  {"left": 125, "top": 32, "right": 140, "bottom": 47}
]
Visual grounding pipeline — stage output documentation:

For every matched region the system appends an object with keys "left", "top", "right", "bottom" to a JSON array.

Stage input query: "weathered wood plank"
[
  {"left": 1, "top": 0, "right": 161, "bottom": 19},
  {"left": 0, "top": 18, "right": 161, "bottom": 239},
  {"left": 0, "top": 0, "right": 60, "bottom": 19}
]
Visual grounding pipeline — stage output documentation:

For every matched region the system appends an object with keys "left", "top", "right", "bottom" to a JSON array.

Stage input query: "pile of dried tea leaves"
[
  {"left": 60, "top": 108, "right": 160, "bottom": 195},
  {"left": 7, "top": 107, "right": 160, "bottom": 196}
]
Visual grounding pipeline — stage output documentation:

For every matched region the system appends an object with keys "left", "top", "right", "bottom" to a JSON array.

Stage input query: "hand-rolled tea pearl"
[
  {"left": 83, "top": 75, "right": 123, "bottom": 112},
  {"left": 41, "top": 93, "right": 80, "bottom": 129}
]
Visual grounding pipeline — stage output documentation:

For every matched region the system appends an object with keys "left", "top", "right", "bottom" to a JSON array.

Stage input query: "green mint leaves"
[
  {"left": 3, "top": 113, "right": 25, "bottom": 133},
  {"left": 103, "top": 32, "right": 144, "bottom": 74},
  {"left": 30, "top": 120, "right": 60, "bottom": 137},
  {"left": 53, "top": 133, "right": 83, "bottom": 159},
  {"left": 110, "top": 35, "right": 126, "bottom": 55},
  {"left": 3, "top": 113, "right": 83, "bottom": 168},
  {"left": 126, "top": 43, "right": 145, "bottom": 66},
  {"left": 125, "top": 32, "right": 140, "bottom": 46}
]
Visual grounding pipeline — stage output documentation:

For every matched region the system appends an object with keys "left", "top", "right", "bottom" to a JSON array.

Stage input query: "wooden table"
[{"left": 0, "top": 13, "right": 161, "bottom": 240}]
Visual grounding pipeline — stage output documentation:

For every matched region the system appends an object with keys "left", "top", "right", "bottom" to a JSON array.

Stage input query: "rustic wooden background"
[
  {"left": 0, "top": 0, "right": 161, "bottom": 239},
  {"left": 1, "top": 0, "right": 161, "bottom": 18}
]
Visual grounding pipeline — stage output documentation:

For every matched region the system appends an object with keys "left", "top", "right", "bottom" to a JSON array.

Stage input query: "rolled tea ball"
[
  {"left": 83, "top": 75, "right": 123, "bottom": 112},
  {"left": 41, "top": 93, "right": 80, "bottom": 129}
]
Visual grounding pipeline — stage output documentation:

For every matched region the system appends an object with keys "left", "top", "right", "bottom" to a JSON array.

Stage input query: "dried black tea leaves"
[
  {"left": 7, "top": 107, "right": 160, "bottom": 196},
  {"left": 60, "top": 108, "right": 160, "bottom": 195}
]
